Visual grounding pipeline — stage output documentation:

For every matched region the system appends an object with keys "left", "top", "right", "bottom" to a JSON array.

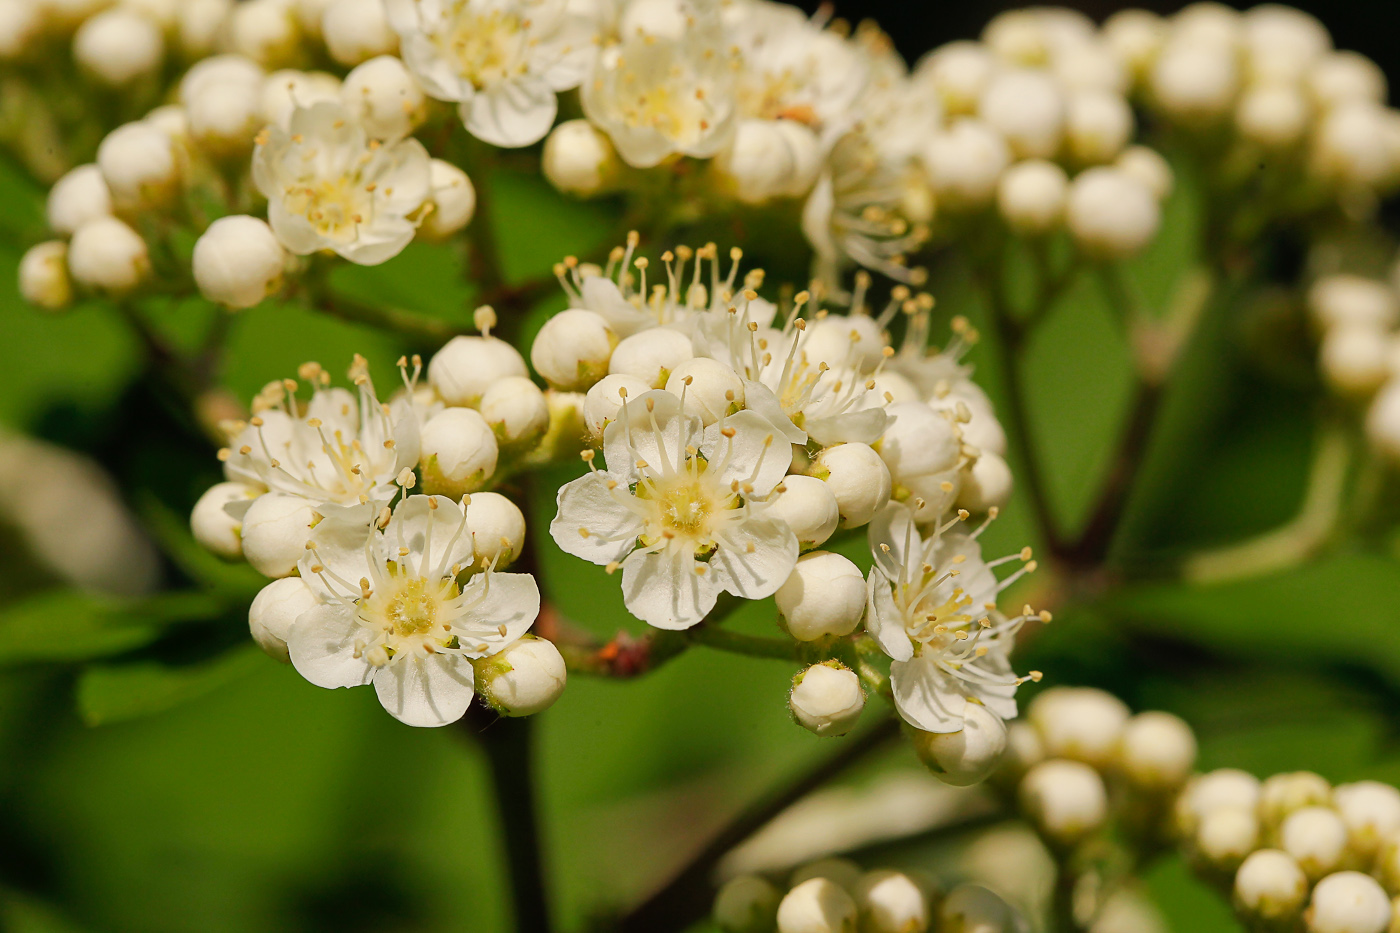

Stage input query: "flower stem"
[{"left": 684, "top": 622, "right": 803, "bottom": 661}]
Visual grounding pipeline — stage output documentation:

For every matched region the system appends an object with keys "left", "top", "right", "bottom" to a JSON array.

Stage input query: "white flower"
[
  {"left": 865, "top": 502, "right": 1036, "bottom": 733},
  {"left": 252, "top": 101, "right": 431, "bottom": 265},
  {"left": 192, "top": 215, "right": 287, "bottom": 310},
  {"left": 730, "top": 2, "right": 866, "bottom": 132},
  {"left": 385, "top": 0, "right": 595, "bottom": 147},
  {"left": 18, "top": 241, "right": 72, "bottom": 311},
  {"left": 550, "top": 389, "right": 797, "bottom": 629},
  {"left": 290, "top": 494, "right": 542, "bottom": 726}
]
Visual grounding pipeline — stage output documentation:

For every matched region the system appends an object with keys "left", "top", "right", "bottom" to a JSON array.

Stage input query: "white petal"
[
  {"left": 288, "top": 603, "right": 375, "bottom": 689},
  {"left": 580, "top": 276, "right": 655, "bottom": 336},
  {"left": 463, "top": 77, "right": 558, "bottom": 148},
  {"left": 934, "top": 533, "right": 999, "bottom": 608},
  {"left": 709, "top": 515, "right": 797, "bottom": 600},
  {"left": 298, "top": 506, "right": 377, "bottom": 600},
  {"left": 385, "top": 494, "right": 474, "bottom": 576},
  {"left": 702, "top": 409, "right": 793, "bottom": 495},
  {"left": 740, "top": 380, "right": 806, "bottom": 445},
  {"left": 374, "top": 653, "right": 476, "bottom": 726},
  {"left": 620, "top": 546, "right": 721, "bottom": 630},
  {"left": 334, "top": 219, "right": 418, "bottom": 266},
  {"left": 602, "top": 389, "right": 700, "bottom": 482},
  {"left": 455, "top": 571, "right": 542, "bottom": 655},
  {"left": 867, "top": 570, "right": 914, "bottom": 662},
  {"left": 866, "top": 502, "right": 922, "bottom": 582},
  {"left": 890, "top": 655, "right": 968, "bottom": 733},
  {"left": 550, "top": 471, "right": 645, "bottom": 565},
  {"left": 806, "top": 408, "right": 888, "bottom": 447}
]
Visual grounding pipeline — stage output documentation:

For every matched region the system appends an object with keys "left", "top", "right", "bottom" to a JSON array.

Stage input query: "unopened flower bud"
[
  {"left": 812, "top": 442, "right": 892, "bottom": 529},
  {"left": 428, "top": 334, "right": 529, "bottom": 407},
  {"left": 463, "top": 491, "right": 526, "bottom": 571},
  {"left": 177, "top": 0, "right": 234, "bottom": 57},
  {"left": 1065, "top": 91, "right": 1134, "bottom": 164},
  {"left": 1019, "top": 758, "right": 1109, "bottom": 845},
  {"left": 1115, "top": 710, "right": 1197, "bottom": 791},
  {"left": 241, "top": 492, "right": 319, "bottom": 578},
  {"left": 1000, "top": 719, "right": 1045, "bottom": 784},
  {"left": 1177, "top": 769, "right": 1263, "bottom": 837},
  {"left": 18, "top": 241, "right": 72, "bottom": 312},
  {"left": 923, "top": 120, "right": 1010, "bottom": 211},
  {"left": 543, "top": 119, "right": 622, "bottom": 196},
  {"left": 609, "top": 328, "right": 695, "bottom": 388},
  {"left": 1306, "top": 871, "right": 1392, "bottom": 933},
  {"left": 903, "top": 469, "right": 963, "bottom": 523},
  {"left": 1312, "top": 103, "right": 1397, "bottom": 189},
  {"left": 473, "top": 635, "right": 566, "bottom": 717},
  {"left": 47, "top": 164, "right": 112, "bottom": 236},
  {"left": 1369, "top": 382, "right": 1400, "bottom": 462},
  {"left": 802, "top": 315, "right": 886, "bottom": 371},
  {"left": 714, "top": 875, "right": 781, "bottom": 933},
  {"left": 97, "top": 121, "right": 179, "bottom": 207},
  {"left": 665, "top": 358, "right": 745, "bottom": 425},
  {"left": 979, "top": 69, "right": 1064, "bottom": 159},
  {"left": 1028, "top": 686, "right": 1130, "bottom": 768},
  {"left": 997, "top": 159, "right": 1068, "bottom": 235},
  {"left": 1195, "top": 807, "right": 1261, "bottom": 873},
  {"left": 854, "top": 871, "right": 929, "bottom": 933},
  {"left": 877, "top": 402, "right": 960, "bottom": 482},
  {"left": 1090, "top": 889, "right": 1167, "bottom": 933},
  {"left": 261, "top": 69, "right": 341, "bottom": 130},
  {"left": 1102, "top": 10, "right": 1163, "bottom": 81},
  {"left": 322, "top": 0, "right": 396, "bottom": 65},
  {"left": 1282, "top": 806, "right": 1349, "bottom": 880},
  {"left": 73, "top": 8, "right": 164, "bottom": 87},
  {"left": 1151, "top": 41, "right": 1239, "bottom": 122},
  {"left": 1309, "top": 52, "right": 1388, "bottom": 111},
  {"left": 1115, "top": 145, "right": 1174, "bottom": 201},
  {"left": 765, "top": 475, "right": 840, "bottom": 549},
  {"left": 790, "top": 858, "right": 862, "bottom": 894},
  {"left": 420, "top": 159, "right": 476, "bottom": 240},
  {"left": 776, "top": 877, "right": 857, "bottom": 933},
  {"left": 583, "top": 374, "right": 652, "bottom": 441},
  {"left": 1334, "top": 782, "right": 1400, "bottom": 862},
  {"left": 193, "top": 215, "right": 287, "bottom": 310},
  {"left": 1261, "top": 772, "right": 1333, "bottom": 830},
  {"left": 714, "top": 118, "right": 823, "bottom": 203},
  {"left": 938, "top": 884, "right": 1022, "bottom": 933},
  {"left": 1237, "top": 84, "right": 1310, "bottom": 148},
  {"left": 479, "top": 376, "right": 549, "bottom": 450},
  {"left": 1309, "top": 276, "right": 1400, "bottom": 331},
  {"left": 532, "top": 309, "right": 616, "bottom": 391},
  {"left": 957, "top": 451, "right": 1013, "bottom": 514},
  {"left": 420, "top": 407, "right": 499, "bottom": 496},
  {"left": 190, "top": 480, "right": 261, "bottom": 560},
  {"left": 1067, "top": 167, "right": 1161, "bottom": 259},
  {"left": 248, "top": 576, "right": 318, "bottom": 662},
  {"left": 918, "top": 42, "right": 995, "bottom": 116},
  {"left": 184, "top": 56, "right": 266, "bottom": 156},
  {"left": 789, "top": 662, "right": 864, "bottom": 737},
  {"left": 1236, "top": 849, "right": 1310, "bottom": 927},
  {"left": 912, "top": 702, "right": 1008, "bottom": 787},
  {"left": 776, "top": 551, "right": 865, "bottom": 641},
  {"left": 1321, "top": 326, "right": 1390, "bottom": 397},
  {"left": 228, "top": 0, "right": 302, "bottom": 68},
  {"left": 68, "top": 216, "right": 150, "bottom": 294},
  {"left": 341, "top": 55, "right": 426, "bottom": 140},
  {"left": 0, "top": 0, "right": 40, "bottom": 60}
]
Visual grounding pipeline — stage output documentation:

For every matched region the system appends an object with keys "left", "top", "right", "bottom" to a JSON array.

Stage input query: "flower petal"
[
  {"left": 620, "top": 546, "right": 721, "bottom": 630},
  {"left": 288, "top": 602, "right": 375, "bottom": 689},
  {"left": 806, "top": 407, "right": 888, "bottom": 447},
  {"left": 463, "top": 77, "right": 558, "bottom": 148},
  {"left": 740, "top": 380, "right": 806, "bottom": 445},
  {"left": 374, "top": 653, "right": 476, "bottom": 727},
  {"left": 603, "top": 390, "right": 700, "bottom": 482},
  {"left": 702, "top": 409, "right": 793, "bottom": 495},
  {"left": 867, "top": 569, "right": 914, "bottom": 662},
  {"left": 454, "top": 571, "right": 542, "bottom": 655},
  {"left": 384, "top": 494, "right": 474, "bottom": 577},
  {"left": 890, "top": 655, "right": 968, "bottom": 733},
  {"left": 550, "top": 471, "right": 646, "bottom": 566},
  {"left": 298, "top": 506, "right": 377, "bottom": 600},
  {"left": 866, "top": 502, "right": 922, "bottom": 583},
  {"left": 709, "top": 515, "right": 797, "bottom": 600},
  {"left": 581, "top": 276, "right": 655, "bottom": 336}
]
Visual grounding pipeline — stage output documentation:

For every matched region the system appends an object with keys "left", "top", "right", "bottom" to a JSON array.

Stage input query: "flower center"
[
  {"left": 441, "top": 7, "right": 524, "bottom": 89},
  {"left": 286, "top": 176, "right": 367, "bottom": 241},
  {"left": 360, "top": 574, "right": 459, "bottom": 652},
  {"left": 636, "top": 464, "right": 737, "bottom": 549}
]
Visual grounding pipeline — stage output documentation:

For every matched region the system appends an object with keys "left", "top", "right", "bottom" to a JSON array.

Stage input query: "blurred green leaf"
[
  {"left": 138, "top": 493, "right": 266, "bottom": 598},
  {"left": 0, "top": 886, "right": 91, "bottom": 933},
  {"left": 0, "top": 590, "right": 226, "bottom": 666},
  {"left": 76, "top": 645, "right": 263, "bottom": 727}
]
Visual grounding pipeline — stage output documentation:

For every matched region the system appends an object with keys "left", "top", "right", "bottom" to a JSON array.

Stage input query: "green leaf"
[
  {"left": 76, "top": 645, "right": 264, "bottom": 726},
  {"left": 0, "top": 886, "right": 92, "bottom": 933},
  {"left": 137, "top": 493, "right": 266, "bottom": 598},
  {"left": 0, "top": 589, "right": 227, "bottom": 666}
]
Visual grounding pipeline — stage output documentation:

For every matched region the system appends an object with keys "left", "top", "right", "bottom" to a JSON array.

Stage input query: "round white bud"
[
  {"left": 1237, "top": 83, "right": 1310, "bottom": 148},
  {"left": 1321, "top": 325, "right": 1390, "bottom": 397},
  {"left": 776, "top": 550, "right": 866, "bottom": 641},
  {"left": 982, "top": 10, "right": 1049, "bottom": 66},
  {"left": 1116, "top": 710, "right": 1197, "bottom": 790},
  {"left": 1196, "top": 806, "right": 1261, "bottom": 872},
  {"left": 67, "top": 216, "right": 150, "bottom": 294},
  {"left": 616, "top": 0, "right": 688, "bottom": 40},
  {"left": 1178, "top": 769, "right": 1264, "bottom": 836},
  {"left": 1236, "top": 849, "right": 1309, "bottom": 925},
  {"left": 714, "top": 875, "right": 781, "bottom": 933},
  {"left": 1173, "top": 4, "right": 1242, "bottom": 48},
  {"left": 789, "top": 662, "right": 864, "bottom": 738},
  {"left": 665, "top": 358, "right": 745, "bottom": 426},
  {"left": 869, "top": 371, "right": 920, "bottom": 405},
  {"left": 923, "top": 119, "right": 1011, "bottom": 211},
  {"left": 181, "top": 54, "right": 265, "bottom": 103},
  {"left": 790, "top": 858, "right": 862, "bottom": 894},
  {"left": 1115, "top": 146, "right": 1175, "bottom": 201},
  {"left": 1020, "top": 758, "right": 1109, "bottom": 845},
  {"left": 1310, "top": 52, "right": 1388, "bottom": 111},
  {"left": 1372, "top": 837, "right": 1400, "bottom": 896},
  {"left": 1002, "top": 719, "right": 1046, "bottom": 779},
  {"left": 532, "top": 309, "right": 616, "bottom": 392},
  {"left": 18, "top": 241, "right": 73, "bottom": 312},
  {"left": 853, "top": 871, "right": 929, "bottom": 933},
  {"left": 928, "top": 385, "right": 1007, "bottom": 456},
  {"left": 261, "top": 69, "right": 341, "bottom": 131},
  {"left": 801, "top": 316, "right": 885, "bottom": 371},
  {"left": 479, "top": 376, "right": 549, "bottom": 449},
  {"left": 765, "top": 475, "right": 840, "bottom": 549},
  {"left": 189, "top": 81, "right": 266, "bottom": 156},
  {"left": 341, "top": 55, "right": 426, "bottom": 141},
  {"left": 0, "top": 0, "right": 41, "bottom": 60},
  {"left": 322, "top": 0, "right": 396, "bottom": 65},
  {"left": 228, "top": 0, "right": 302, "bottom": 68},
  {"left": 1028, "top": 686, "right": 1130, "bottom": 767},
  {"left": 73, "top": 8, "right": 164, "bottom": 87},
  {"left": 1066, "top": 167, "right": 1161, "bottom": 260},
  {"left": 47, "top": 164, "right": 112, "bottom": 236},
  {"left": 912, "top": 702, "right": 1008, "bottom": 787},
  {"left": 609, "top": 328, "right": 694, "bottom": 388},
  {"left": 957, "top": 451, "right": 1013, "bottom": 514},
  {"left": 918, "top": 41, "right": 996, "bottom": 116},
  {"left": 190, "top": 480, "right": 260, "bottom": 560},
  {"left": 776, "top": 878, "right": 858, "bottom": 933},
  {"left": 1310, "top": 275, "right": 1400, "bottom": 331},
  {"left": 997, "top": 159, "right": 1068, "bottom": 235},
  {"left": 903, "top": 470, "right": 962, "bottom": 524},
  {"left": 1312, "top": 103, "right": 1396, "bottom": 189},
  {"left": 177, "top": 0, "right": 234, "bottom": 57},
  {"left": 543, "top": 119, "right": 622, "bottom": 197},
  {"left": 473, "top": 635, "right": 566, "bottom": 717},
  {"left": 248, "top": 576, "right": 318, "bottom": 662},
  {"left": 1334, "top": 782, "right": 1400, "bottom": 861},
  {"left": 292, "top": 0, "right": 332, "bottom": 34},
  {"left": 241, "top": 492, "right": 318, "bottom": 578},
  {"left": 812, "top": 442, "right": 892, "bottom": 529},
  {"left": 463, "top": 491, "right": 526, "bottom": 571},
  {"left": 420, "top": 159, "right": 476, "bottom": 240},
  {"left": 1052, "top": 40, "right": 1128, "bottom": 96},
  {"left": 420, "top": 407, "right": 499, "bottom": 496},
  {"left": 1101, "top": 10, "right": 1163, "bottom": 80},
  {"left": 1260, "top": 772, "right": 1333, "bottom": 829},
  {"left": 583, "top": 374, "right": 652, "bottom": 441},
  {"left": 1066, "top": 91, "right": 1134, "bottom": 164},
  {"left": 1151, "top": 41, "right": 1239, "bottom": 122},
  {"left": 1306, "top": 872, "right": 1392, "bottom": 933},
  {"left": 193, "top": 215, "right": 287, "bottom": 310},
  {"left": 1281, "top": 806, "right": 1349, "bottom": 880},
  {"left": 714, "top": 118, "right": 822, "bottom": 204},
  {"left": 1090, "top": 889, "right": 1168, "bottom": 933},
  {"left": 877, "top": 402, "right": 959, "bottom": 482},
  {"left": 144, "top": 106, "right": 190, "bottom": 145},
  {"left": 938, "top": 884, "right": 1022, "bottom": 932},
  {"left": 97, "top": 121, "right": 179, "bottom": 207},
  {"left": 1242, "top": 5, "right": 1330, "bottom": 85},
  {"left": 1368, "top": 382, "right": 1400, "bottom": 462},
  {"left": 428, "top": 334, "right": 529, "bottom": 407}
]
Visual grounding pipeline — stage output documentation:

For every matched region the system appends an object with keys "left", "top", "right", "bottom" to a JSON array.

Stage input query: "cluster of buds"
[
  {"left": 1305, "top": 268, "right": 1400, "bottom": 463},
  {"left": 713, "top": 856, "right": 1026, "bottom": 933}
]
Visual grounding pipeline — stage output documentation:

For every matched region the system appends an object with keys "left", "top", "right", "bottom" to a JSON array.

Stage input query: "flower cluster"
[{"left": 713, "top": 856, "right": 1026, "bottom": 933}]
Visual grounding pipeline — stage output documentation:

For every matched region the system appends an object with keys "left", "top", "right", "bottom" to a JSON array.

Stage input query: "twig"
[{"left": 314, "top": 292, "right": 462, "bottom": 344}]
